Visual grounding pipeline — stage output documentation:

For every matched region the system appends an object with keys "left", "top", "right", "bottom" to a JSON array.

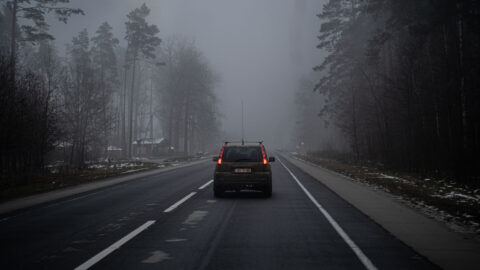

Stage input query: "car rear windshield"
[{"left": 222, "top": 146, "right": 262, "bottom": 162}]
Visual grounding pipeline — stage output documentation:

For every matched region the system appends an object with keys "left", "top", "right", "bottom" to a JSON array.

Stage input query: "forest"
[
  {"left": 0, "top": 1, "right": 221, "bottom": 183},
  {"left": 295, "top": 0, "right": 480, "bottom": 183}
]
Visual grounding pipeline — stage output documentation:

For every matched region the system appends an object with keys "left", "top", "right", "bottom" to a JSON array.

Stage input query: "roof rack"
[{"left": 224, "top": 141, "right": 263, "bottom": 146}]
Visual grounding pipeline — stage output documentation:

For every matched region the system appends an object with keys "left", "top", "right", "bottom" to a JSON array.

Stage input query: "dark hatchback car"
[{"left": 212, "top": 142, "right": 275, "bottom": 197}]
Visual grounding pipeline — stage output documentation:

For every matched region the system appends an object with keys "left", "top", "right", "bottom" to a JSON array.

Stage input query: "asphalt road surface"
[{"left": 0, "top": 157, "right": 439, "bottom": 269}]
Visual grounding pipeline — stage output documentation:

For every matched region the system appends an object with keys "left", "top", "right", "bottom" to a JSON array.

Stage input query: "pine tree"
[
  {"left": 7, "top": 0, "right": 83, "bottom": 81},
  {"left": 124, "top": 3, "right": 161, "bottom": 157},
  {"left": 92, "top": 22, "right": 119, "bottom": 153}
]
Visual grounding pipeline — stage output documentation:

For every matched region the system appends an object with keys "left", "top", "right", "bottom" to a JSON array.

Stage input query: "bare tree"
[{"left": 155, "top": 38, "right": 220, "bottom": 155}]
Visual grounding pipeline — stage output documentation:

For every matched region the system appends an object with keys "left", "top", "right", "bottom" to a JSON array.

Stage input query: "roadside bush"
[{"left": 0, "top": 56, "right": 58, "bottom": 185}]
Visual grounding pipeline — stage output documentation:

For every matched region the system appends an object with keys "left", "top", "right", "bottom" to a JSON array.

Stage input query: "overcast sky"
[{"left": 48, "top": 0, "right": 326, "bottom": 148}]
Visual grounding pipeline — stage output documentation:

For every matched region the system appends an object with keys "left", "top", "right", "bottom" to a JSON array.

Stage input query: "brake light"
[
  {"left": 218, "top": 145, "right": 225, "bottom": 165},
  {"left": 261, "top": 146, "right": 268, "bottom": 165}
]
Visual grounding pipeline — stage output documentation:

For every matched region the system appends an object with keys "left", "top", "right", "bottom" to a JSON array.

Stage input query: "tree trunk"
[
  {"left": 456, "top": 10, "right": 467, "bottom": 152},
  {"left": 350, "top": 87, "right": 360, "bottom": 161},
  {"left": 173, "top": 106, "right": 180, "bottom": 153},
  {"left": 10, "top": 0, "right": 18, "bottom": 83},
  {"left": 122, "top": 65, "right": 127, "bottom": 158},
  {"left": 128, "top": 57, "right": 137, "bottom": 158},
  {"left": 101, "top": 67, "right": 108, "bottom": 156},
  {"left": 189, "top": 115, "right": 195, "bottom": 154},
  {"left": 183, "top": 96, "right": 190, "bottom": 155},
  {"left": 168, "top": 105, "right": 173, "bottom": 153}
]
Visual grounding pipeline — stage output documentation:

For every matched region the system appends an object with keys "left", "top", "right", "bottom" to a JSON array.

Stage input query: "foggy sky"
[{"left": 48, "top": 0, "right": 326, "bottom": 148}]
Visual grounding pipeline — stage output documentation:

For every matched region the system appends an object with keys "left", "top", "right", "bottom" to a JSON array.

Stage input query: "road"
[{"left": 0, "top": 156, "right": 439, "bottom": 269}]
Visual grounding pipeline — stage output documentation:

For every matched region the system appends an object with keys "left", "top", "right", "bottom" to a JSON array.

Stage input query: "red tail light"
[
  {"left": 218, "top": 145, "right": 225, "bottom": 165},
  {"left": 261, "top": 146, "right": 268, "bottom": 165}
]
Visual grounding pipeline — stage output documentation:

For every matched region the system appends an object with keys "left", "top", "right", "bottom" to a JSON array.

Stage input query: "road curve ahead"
[{"left": 0, "top": 158, "right": 439, "bottom": 269}]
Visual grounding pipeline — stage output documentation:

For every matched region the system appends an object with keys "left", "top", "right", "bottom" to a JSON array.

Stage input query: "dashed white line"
[
  {"left": 198, "top": 180, "right": 213, "bottom": 190},
  {"left": 163, "top": 192, "right": 197, "bottom": 213},
  {"left": 74, "top": 189, "right": 199, "bottom": 269},
  {"left": 74, "top": 220, "right": 156, "bottom": 270},
  {"left": 278, "top": 158, "right": 377, "bottom": 270}
]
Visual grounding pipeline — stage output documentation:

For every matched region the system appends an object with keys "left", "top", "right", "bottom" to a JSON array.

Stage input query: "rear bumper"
[{"left": 214, "top": 172, "right": 271, "bottom": 190}]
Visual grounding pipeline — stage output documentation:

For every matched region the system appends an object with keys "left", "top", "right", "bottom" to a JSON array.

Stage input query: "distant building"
[
  {"left": 106, "top": 145, "right": 123, "bottom": 159},
  {"left": 46, "top": 141, "right": 73, "bottom": 162},
  {"left": 132, "top": 138, "right": 170, "bottom": 156}
]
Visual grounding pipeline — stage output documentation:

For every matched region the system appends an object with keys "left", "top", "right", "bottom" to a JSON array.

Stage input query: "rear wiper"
[{"left": 234, "top": 159, "right": 252, "bottom": 162}]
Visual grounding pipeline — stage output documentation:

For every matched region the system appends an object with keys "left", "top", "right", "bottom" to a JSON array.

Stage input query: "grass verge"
[
  {"left": 294, "top": 152, "right": 480, "bottom": 239},
  {"left": 0, "top": 161, "right": 163, "bottom": 202}
]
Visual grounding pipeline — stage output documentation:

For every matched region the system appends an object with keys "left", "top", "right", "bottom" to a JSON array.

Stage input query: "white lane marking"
[
  {"left": 278, "top": 158, "right": 377, "bottom": 270},
  {"left": 198, "top": 180, "right": 213, "bottom": 190},
  {"left": 163, "top": 192, "right": 197, "bottom": 213},
  {"left": 74, "top": 220, "right": 156, "bottom": 270}
]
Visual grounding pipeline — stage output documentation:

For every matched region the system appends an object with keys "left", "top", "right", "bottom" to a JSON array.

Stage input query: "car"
[{"left": 212, "top": 141, "right": 275, "bottom": 197}]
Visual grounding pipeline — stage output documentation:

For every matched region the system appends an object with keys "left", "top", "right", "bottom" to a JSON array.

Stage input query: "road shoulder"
[
  {"left": 0, "top": 159, "right": 209, "bottom": 216},
  {"left": 279, "top": 153, "right": 480, "bottom": 270}
]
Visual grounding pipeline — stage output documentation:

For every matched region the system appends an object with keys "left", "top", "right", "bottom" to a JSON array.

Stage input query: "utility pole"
[{"left": 241, "top": 100, "right": 245, "bottom": 145}]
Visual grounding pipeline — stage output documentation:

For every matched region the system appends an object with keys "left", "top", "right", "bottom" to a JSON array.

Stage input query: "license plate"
[{"left": 234, "top": 168, "right": 251, "bottom": 173}]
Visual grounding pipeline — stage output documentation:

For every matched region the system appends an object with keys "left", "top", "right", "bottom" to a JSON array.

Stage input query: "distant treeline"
[
  {"left": 0, "top": 1, "right": 221, "bottom": 182},
  {"left": 311, "top": 0, "right": 480, "bottom": 181}
]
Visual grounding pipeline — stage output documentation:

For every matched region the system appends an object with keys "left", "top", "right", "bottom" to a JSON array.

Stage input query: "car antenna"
[{"left": 241, "top": 100, "right": 245, "bottom": 145}]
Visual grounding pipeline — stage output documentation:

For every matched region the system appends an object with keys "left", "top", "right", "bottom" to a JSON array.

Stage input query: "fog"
[
  {"left": 2, "top": 1, "right": 480, "bottom": 267},
  {"left": 47, "top": 0, "right": 325, "bottom": 148}
]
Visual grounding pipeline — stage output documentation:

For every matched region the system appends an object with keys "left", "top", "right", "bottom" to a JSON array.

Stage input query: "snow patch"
[
  {"left": 121, "top": 168, "right": 148, "bottom": 174},
  {"left": 432, "top": 192, "right": 479, "bottom": 202}
]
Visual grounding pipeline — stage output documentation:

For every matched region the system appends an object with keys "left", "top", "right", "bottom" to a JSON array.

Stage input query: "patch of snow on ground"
[
  {"left": 432, "top": 192, "right": 479, "bottom": 202},
  {"left": 116, "top": 162, "right": 141, "bottom": 168},
  {"left": 378, "top": 173, "right": 397, "bottom": 179},
  {"left": 375, "top": 173, "right": 413, "bottom": 185},
  {"left": 121, "top": 168, "right": 147, "bottom": 174},
  {"left": 88, "top": 164, "right": 105, "bottom": 169}
]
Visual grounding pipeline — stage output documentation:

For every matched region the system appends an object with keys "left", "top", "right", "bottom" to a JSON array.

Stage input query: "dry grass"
[{"left": 0, "top": 161, "right": 161, "bottom": 202}]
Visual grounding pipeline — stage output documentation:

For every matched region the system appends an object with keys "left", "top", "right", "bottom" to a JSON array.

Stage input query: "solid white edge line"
[
  {"left": 74, "top": 220, "right": 156, "bottom": 270},
  {"left": 278, "top": 158, "right": 377, "bottom": 270},
  {"left": 163, "top": 192, "right": 197, "bottom": 213},
  {"left": 198, "top": 179, "right": 214, "bottom": 190}
]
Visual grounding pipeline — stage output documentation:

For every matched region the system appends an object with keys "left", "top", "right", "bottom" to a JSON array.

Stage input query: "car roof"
[
  {"left": 223, "top": 141, "right": 264, "bottom": 147},
  {"left": 224, "top": 144, "right": 261, "bottom": 147}
]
